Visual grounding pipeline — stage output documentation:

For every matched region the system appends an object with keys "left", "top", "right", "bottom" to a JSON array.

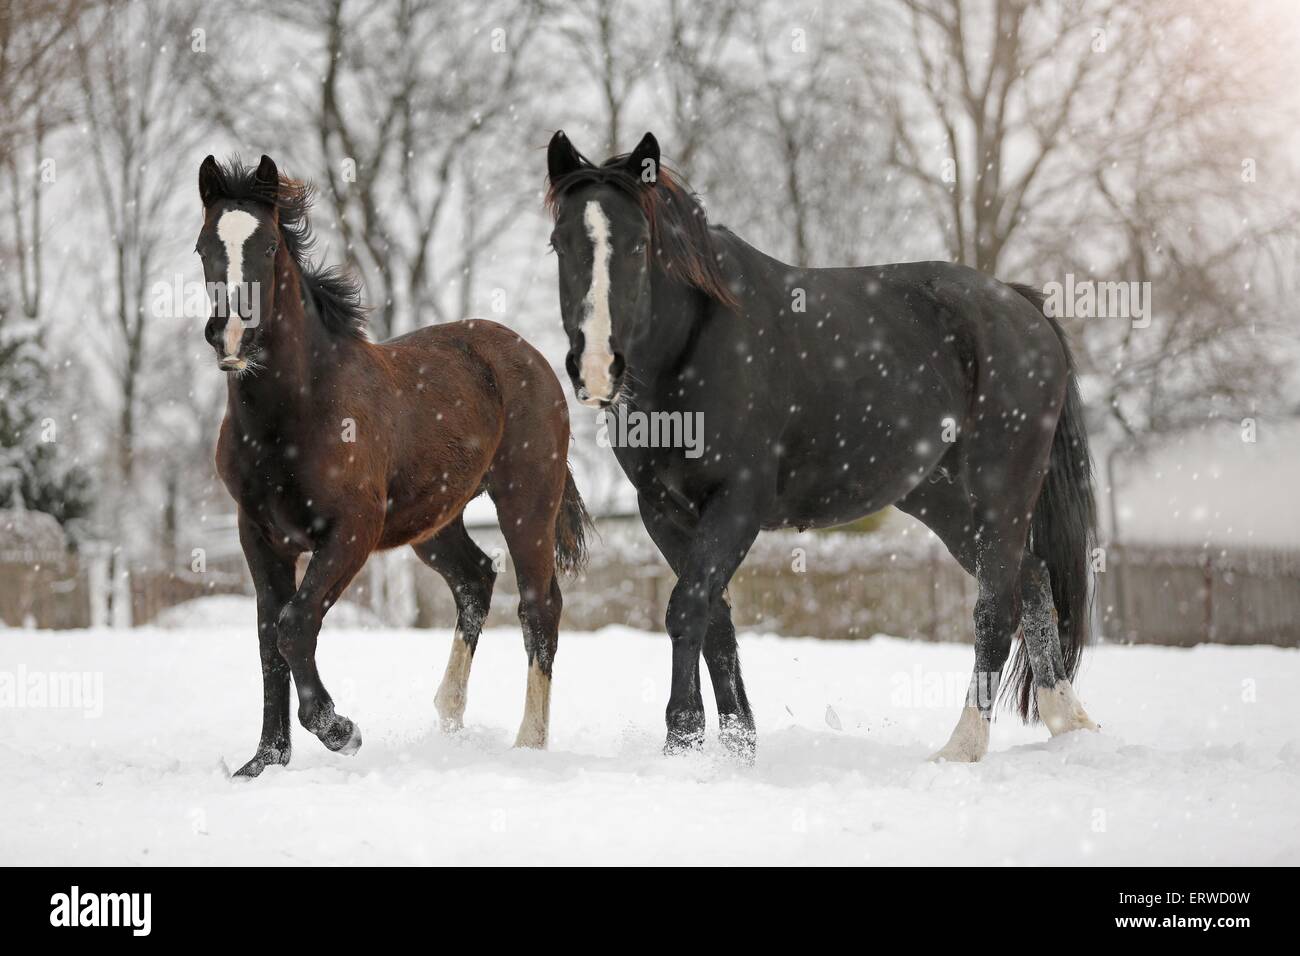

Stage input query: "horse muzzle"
[{"left": 569, "top": 347, "right": 625, "bottom": 407}]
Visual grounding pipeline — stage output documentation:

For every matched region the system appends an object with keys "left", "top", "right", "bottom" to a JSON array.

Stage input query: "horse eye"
[{"left": 266, "top": 241, "right": 278, "bottom": 257}]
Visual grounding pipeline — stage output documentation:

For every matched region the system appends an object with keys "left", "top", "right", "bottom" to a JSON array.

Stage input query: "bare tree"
[
  {"left": 0, "top": 0, "right": 83, "bottom": 330},
  {"left": 870, "top": 0, "right": 1123, "bottom": 273},
  {"left": 249, "top": 0, "right": 548, "bottom": 338},
  {"left": 1046, "top": 1, "right": 1300, "bottom": 436},
  {"left": 659, "top": 0, "right": 744, "bottom": 169},
  {"left": 553, "top": 0, "right": 657, "bottom": 156},
  {"left": 0, "top": 1, "right": 83, "bottom": 160},
  {"left": 871, "top": 0, "right": 1300, "bottom": 439},
  {"left": 73, "top": 0, "right": 210, "bottom": 484},
  {"left": 681, "top": 1, "right": 908, "bottom": 269},
  {"left": 0, "top": 1, "right": 96, "bottom": 531}
]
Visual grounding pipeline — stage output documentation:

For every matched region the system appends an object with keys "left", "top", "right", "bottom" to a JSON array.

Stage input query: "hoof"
[
  {"left": 513, "top": 724, "right": 548, "bottom": 749},
  {"left": 319, "top": 715, "right": 362, "bottom": 755},
  {"left": 929, "top": 706, "right": 989, "bottom": 763},
  {"left": 438, "top": 715, "right": 464, "bottom": 734},
  {"left": 663, "top": 730, "right": 705, "bottom": 756},
  {"left": 719, "top": 716, "right": 757, "bottom": 765},
  {"left": 664, "top": 708, "right": 706, "bottom": 755},
  {"left": 1037, "top": 680, "right": 1099, "bottom": 736},
  {"left": 929, "top": 744, "right": 983, "bottom": 763},
  {"left": 302, "top": 700, "right": 363, "bottom": 755},
  {"left": 434, "top": 688, "right": 466, "bottom": 734},
  {"left": 333, "top": 719, "right": 363, "bottom": 755},
  {"left": 233, "top": 747, "right": 290, "bottom": 779}
]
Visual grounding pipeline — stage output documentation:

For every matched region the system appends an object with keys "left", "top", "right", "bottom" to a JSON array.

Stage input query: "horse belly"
[
  {"left": 770, "top": 413, "right": 950, "bottom": 529},
  {"left": 376, "top": 496, "right": 465, "bottom": 550},
  {"left": 377, "top": 466, "right": 489, "bottom": 550},
  {"left": 771, "top": 467, "right": 920, "bottom": 530}
]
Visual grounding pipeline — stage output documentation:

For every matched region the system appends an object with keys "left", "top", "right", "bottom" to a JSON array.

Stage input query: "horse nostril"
[
  {"left": 565, "top": 349, "right": 581, "bottom": 381},
  {"left": 204, "top": 317, "right": 221, "bottom": 347},
  {"left": 610, "top": 352, "right": 625, "bottom": 379}
]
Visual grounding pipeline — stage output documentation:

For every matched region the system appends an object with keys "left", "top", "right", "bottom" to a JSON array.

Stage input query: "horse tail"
[
  {"left": 554, "top": 465, "right": 594, "bottom": 576},
  {"left": 1003, "top": 283, "right": 1099, "bottom": 722}
]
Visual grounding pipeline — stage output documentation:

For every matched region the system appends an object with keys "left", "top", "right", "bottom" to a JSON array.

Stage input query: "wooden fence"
[
  {"left": 2, "top": 526, "right": 1297, "bottom": 647},
  {"left": 0, "top": 554, "right": 247, "bottom": 630},
  {"left": 1099, "top": 544, "right": 1299, "bottom": 645}
]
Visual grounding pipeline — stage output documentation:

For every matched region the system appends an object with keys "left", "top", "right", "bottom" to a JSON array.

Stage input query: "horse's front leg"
[
  {"left": 663, "top": 493, "right": 760, "bottom": 754},
  {"left": 233, "top": 512, "right": 297, "bottom": 778},
  {"left": 276, "top": 515, "right": 379, "bottom": 756}
]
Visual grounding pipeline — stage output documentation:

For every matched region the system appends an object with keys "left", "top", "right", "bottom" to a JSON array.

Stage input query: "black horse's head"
[
  {"left": 546, "top": 131, "right": 657, "bottom": 406},
  {"left": 196, "top": 154, "right": 285, "bottom": 374},
  {"left": 546, "top": 130, "right": 736, "bottom": 407}
]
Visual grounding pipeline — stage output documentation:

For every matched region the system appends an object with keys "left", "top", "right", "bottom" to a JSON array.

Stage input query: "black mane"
[{"left": 212, "top": 156, "right": 368, "bottom": 340}]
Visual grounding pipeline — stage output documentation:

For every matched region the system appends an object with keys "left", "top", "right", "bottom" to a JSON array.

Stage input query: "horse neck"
[
  {"left": 640, "top": 245, "right": 731, "bottom": 391},
  {"left": 226, "top": 256, "right": 330, "bottom": 417}
]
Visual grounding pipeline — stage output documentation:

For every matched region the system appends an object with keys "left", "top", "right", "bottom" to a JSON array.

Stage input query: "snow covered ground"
[{"left": 2, "top": 614, "right": 1298, "bottom": 865}]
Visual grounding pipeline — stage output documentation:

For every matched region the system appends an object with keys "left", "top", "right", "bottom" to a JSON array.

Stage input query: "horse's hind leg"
[
  {"left": 898, "top": 472, "right": 1007, "bottom": 763},
  {"left": 928, "top": 403, "right": 1058, "bottom": 760},
  {"left": 491, "top": 485, "right": 563, "bottom": 749},
  {"left": 412, "top": 518, "right": 496, "bottom": 733},
  {"left": 1020, "top": 559, "right": 1097, "bottom": 734}
]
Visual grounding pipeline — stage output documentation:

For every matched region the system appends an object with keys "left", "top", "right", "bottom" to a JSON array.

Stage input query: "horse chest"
[
  {"left": 218, "top": 427, "right": 329, "bottom": 551},
  {"left": 612, "top": 439, "right": 736, "bottom": 522}
]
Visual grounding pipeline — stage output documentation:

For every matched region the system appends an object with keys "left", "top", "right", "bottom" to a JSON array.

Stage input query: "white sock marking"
[
  {"left": 929, "top": 705, "right": 990, "bottom": 763},
  {"left": 514, "top": 660, "right": 551, "bottom": 749},
  {"left": 435, "top": 629, "right": 473, "bottom": 731},
  {"left": 1036, "top": 679, "right": 1099, "bottom": 736}
]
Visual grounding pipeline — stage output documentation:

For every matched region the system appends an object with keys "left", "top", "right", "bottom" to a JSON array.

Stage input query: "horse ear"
[
  {"left": 254, "top": 154, "right": 279, "bottom": 204},
  {"left": 198, "top": 155, "right": 224, "bottom": 207},
  {"left": 626, "top": 132, "right": 660, "bottom": 186},
  {"left": 548, "top": 130, "right": 587, "bottom": 182}
]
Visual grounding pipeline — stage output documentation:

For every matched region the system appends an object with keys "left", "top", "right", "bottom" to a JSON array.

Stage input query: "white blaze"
[
  {"left": 216, "top": 209, "right": 260, "bottom": 358},
  {"left": 579, "top": 199, "right": 614, "bottom": 403}
]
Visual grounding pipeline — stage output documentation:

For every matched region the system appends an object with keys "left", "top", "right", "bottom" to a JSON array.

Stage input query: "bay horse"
[
  {"left": 197, "top": 154, "right": 590, "bottom": 778},
  {"left": 545, "top": 130, "right": 1099, "bottom": 762}
]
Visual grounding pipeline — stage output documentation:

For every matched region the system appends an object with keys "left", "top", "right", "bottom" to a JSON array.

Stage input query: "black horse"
[{"left": 545, "top": 130, "right": 1099, "bottom": 762}]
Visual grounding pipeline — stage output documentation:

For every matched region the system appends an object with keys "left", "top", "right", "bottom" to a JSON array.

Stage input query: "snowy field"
[{"left": 2, "top": 614, "right": 1298, "bottom": 866}]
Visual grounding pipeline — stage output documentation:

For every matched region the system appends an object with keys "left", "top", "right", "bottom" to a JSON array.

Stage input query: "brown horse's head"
[{"left": 196, "top": 154, "right": 286, "bottom": 373}]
